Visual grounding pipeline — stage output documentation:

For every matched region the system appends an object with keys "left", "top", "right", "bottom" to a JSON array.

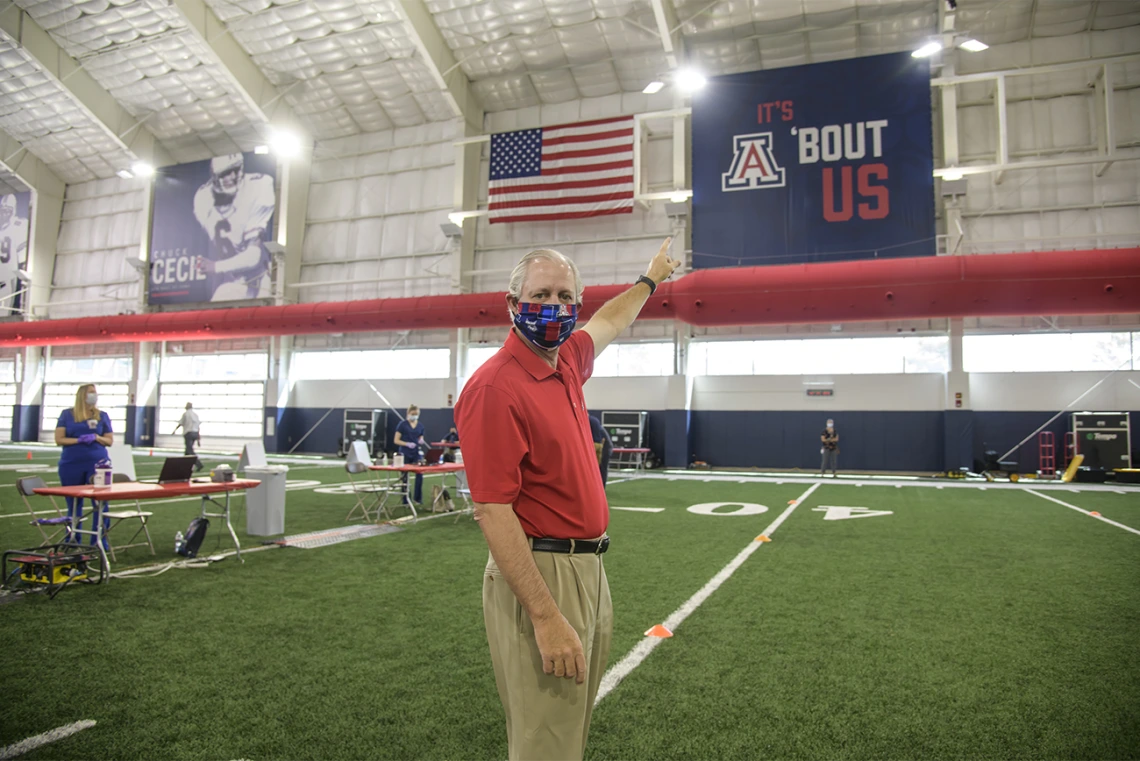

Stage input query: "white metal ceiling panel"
[{"left": 14, "top": 0, "right": 187, "bottom": 57}]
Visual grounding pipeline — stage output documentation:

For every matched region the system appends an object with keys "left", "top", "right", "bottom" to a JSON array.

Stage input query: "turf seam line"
[
  {"left": 595, "top": 482, "right": 821, "bottom": 705},
  {"left": 1026, "top": 489, "right": 1140, "bottom": 537},
  {"left": 0, "top": 720, "right": 96, "bottom": 760}
]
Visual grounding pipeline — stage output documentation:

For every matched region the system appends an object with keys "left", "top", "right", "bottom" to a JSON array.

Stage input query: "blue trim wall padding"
[
  {"left": 690, "top": 410, "right": 946, "bottom": 472},
  {"left": 943, "top": 410, "right": 974, "bottom": 472},
  {"left": 13, "top": 405, "right": 40, "bottom": 442},
  {"left": 125, "top": 405, "right": 156, "bottom": 447},
  {"left": 276, "top": 407, "right": 457, "bottom": 454}
]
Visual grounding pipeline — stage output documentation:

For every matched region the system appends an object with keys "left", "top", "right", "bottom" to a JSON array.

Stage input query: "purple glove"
[{"left": 76, "top": 433, "right": 97, "bottom": 445}]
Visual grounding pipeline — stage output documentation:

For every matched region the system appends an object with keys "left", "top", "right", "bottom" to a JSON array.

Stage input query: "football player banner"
[
  {"left": 0, "top": 191, "right": 31, "bottom": 315},
  {"left": 691, "top": 52, "right": 935, "bottom": 268},
  {"left": 148, "top": 152, "right": 277, "bottom": 305}
]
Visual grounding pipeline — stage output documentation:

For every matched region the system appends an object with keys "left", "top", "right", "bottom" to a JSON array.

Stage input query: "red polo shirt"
[{"left": 455, "top": 329, "right": 608, "bottom": 539}]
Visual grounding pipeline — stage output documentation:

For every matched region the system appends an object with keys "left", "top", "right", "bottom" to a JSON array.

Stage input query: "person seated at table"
[
  {"left": 442, "top": 425, "right": 459, "bottom": 463},
  {"left": 393, "top": 404, "right": 427, "bottom": 505},
  {"left": 55, "top": 383, "right": 113, "bottom": 547}
]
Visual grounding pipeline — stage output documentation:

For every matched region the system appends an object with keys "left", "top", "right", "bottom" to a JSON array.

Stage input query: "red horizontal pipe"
[{"left": 1, "top": 248, "right": 1136, "bottom": 347}]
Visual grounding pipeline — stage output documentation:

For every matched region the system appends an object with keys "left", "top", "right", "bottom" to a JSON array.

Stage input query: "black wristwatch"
[{"left": 636, "top": 275, "right": 657, "bottom": 295}]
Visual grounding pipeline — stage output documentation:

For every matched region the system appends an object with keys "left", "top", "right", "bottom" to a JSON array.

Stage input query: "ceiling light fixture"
[
  {"left": 669, "top": 190, "right": 691, "bottom": 203},
  {"left": 269, "top": 128, "right": 302, "bottom": 158},
  {"left": 958, "top": 38, "right": 989, "bottom": 52},
  {"left": 942, "top": 169, "right": 965, "bottom": 181},
  {"left": 911, "top": 41, "right": 943, "bottom": 58},
  {"left": 130, "top": 161, "right": 154, "bottom": 177},
  {"left": 643, "top": 81, "right": 665, "bottom": 94},
  {"left": 116, "top": 169, "right": 134, "bottom": 179},
  {"left": 674, "top": 68, "right": 707, "bottom": 92},
  {"left": 254, "top": 145, "right": 270, "bottom": 155}
]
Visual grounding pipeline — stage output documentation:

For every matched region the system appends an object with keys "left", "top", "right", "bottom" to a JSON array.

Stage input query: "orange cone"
[
  {"left": 644, "top": 624, "right": 673, "bottom": 638},
  {"left": 26, "top": 452, "right": 32, "bottom": 460},
  {"left": 787, "top": 499, "right": 796, "bottom": 505},
  {"left": 755, "top": 534, "right": 772, "bottom": 543},
  {"left": 149, "top": 449, "right": 153, "bottom": 457},
  {"left": 1090, "top": 511, "right": 1101, "bottom": 517}
]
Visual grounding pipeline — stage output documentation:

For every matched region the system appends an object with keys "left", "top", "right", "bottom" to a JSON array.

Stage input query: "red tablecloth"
[
  {"left": 34, "top": 479, "right": 261, "bottom": 501},
  {"left": 368, "top": 463, "right": 466, "bottom": 475}
]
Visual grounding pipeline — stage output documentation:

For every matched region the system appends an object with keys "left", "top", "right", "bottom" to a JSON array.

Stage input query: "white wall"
[
  {"left": 692, "top": 374, "right": 947, "bottom": 412},
  {"left": 301, "top": 121, "right": 460, "bottom": 302},
  {"left": 49, "top": 176, "right": 147, "bottom": 319},
  {"left": 970, "top": 371, "right": 1140, "bottom": 411},
  {"left": 583, "top": 376, "right": 673, "bottom": 410},
  {"left": 290, "top": 379, "right": 450, "bottom": 410}
]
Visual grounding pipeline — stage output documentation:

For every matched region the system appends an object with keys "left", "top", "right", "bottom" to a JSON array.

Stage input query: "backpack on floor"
[{"left": 177, "top": 517, "right": 209, "bottom": 558}]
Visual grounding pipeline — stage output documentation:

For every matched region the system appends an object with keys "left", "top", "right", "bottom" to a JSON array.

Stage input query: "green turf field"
[{"left": 0, "top": 449, "right": 1137, "bottom": 760}]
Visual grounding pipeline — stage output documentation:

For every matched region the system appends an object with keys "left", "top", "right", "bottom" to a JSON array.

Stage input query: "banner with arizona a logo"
[{"left": 691, "top": 52, "right": 934, "bottom": 268}]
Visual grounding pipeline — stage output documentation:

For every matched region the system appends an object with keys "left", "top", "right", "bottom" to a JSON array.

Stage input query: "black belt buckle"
[{"left": 595, "top": 536, "right": 610, "bottom": 555}]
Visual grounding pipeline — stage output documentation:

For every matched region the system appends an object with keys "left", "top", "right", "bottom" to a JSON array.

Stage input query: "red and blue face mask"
[{"left": 512, "top": 302, "right": 578, "bottom": 350}]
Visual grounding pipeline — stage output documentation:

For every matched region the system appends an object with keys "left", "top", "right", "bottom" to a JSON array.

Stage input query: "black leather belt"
[{"left": 531, "top": 536, "right": 610, "bottom": 555}]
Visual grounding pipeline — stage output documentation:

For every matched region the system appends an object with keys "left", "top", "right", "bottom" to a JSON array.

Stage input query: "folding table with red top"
[
  {"left": 33, "top": 479, "right": 261, "bottom": 572},
  {"left": 367, "top": 463, "right": 470, "bottom": 521}
]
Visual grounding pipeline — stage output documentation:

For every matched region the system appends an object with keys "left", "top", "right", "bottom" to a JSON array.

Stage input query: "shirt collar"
[{"left": 506, "top": 329, "right": 557, "bottom": 380}]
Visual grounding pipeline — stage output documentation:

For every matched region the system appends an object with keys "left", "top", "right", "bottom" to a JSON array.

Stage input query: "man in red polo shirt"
[{"left": 455, "top": 238, "right": 679, "bottom": 761}]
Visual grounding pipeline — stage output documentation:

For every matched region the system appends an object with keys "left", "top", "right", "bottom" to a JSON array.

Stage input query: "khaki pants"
[{"left": 483, "top": 547, "right": 613, "bottom": 761}]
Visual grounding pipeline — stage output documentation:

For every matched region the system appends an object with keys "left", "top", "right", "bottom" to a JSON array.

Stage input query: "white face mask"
[
  {"left": 408, "top": 415, "right": 419, "bottom": 423},
  {"left": 86, "top": 393, "right": 98, "bottom": 406}
]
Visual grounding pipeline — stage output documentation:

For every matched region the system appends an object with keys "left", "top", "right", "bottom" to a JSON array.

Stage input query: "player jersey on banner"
[
  {"left": 193, "top": 173, "right": 274, "bottom": 300},
  {"left": 0, "top": 215, "right": 28, "bottom": 313}
]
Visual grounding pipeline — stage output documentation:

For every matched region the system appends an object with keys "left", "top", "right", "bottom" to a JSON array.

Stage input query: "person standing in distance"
[
  {"left": 588, "top": 415, "right": 613, "bottom": 487},
  {"left": 54, "top": 384, "right": 113, "bottom": 545},
  {"left": 172, "top": 402, "right": 203, "bottom": 471},
  {"left": 455, "top": 238, "right": 679, "bottom": 761},
  {"left": 821, "top": 418, "right": 839, "bottom": 477},
  {"left": 393, "top": 405, "right": 427, "bottom": 505}
]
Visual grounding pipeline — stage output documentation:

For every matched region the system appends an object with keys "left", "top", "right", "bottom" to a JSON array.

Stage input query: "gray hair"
[{"left": 507, "top": 249, "right": 584, "bottom": 303}]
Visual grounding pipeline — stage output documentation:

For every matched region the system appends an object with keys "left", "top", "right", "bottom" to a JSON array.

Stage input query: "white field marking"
[
  {"left": 631, "top": 471, "right": 1138, "bottom": 493},
  {"left": 610, "top": 506, "right": 665, "bottom": 513},
  {"left": 595, "top": 482, "right": 820, "bottom": 705},
  {"left": 812, "top": 505, "right": 893, "bottom": 521},
  {"left": 0, "top": 720, "right": 96, "bottom": 760},
  {"left": 1026, "top": 490, "right": 1140, "bottom": 537},
  {"left": 937, "top": 485, "right": 944, "bottom": 490},
  {"left": 1115, "top": 490, "right": 1127, "bottom": 495}
]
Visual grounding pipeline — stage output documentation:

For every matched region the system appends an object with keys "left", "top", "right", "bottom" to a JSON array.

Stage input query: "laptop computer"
[{"left": 139, "top": 456, "right": 198, "bottom": 485}]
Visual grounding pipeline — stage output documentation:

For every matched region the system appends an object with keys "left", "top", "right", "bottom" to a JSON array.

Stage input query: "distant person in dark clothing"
[
  {"left": 821, "top": 418, "right": 839, "bottom": 477},
  {"left": 589, "top": 415, "right": 613, "bottom": 485},
  {"left": 442, "top": 426, "right": 459, "bottom": 462}
]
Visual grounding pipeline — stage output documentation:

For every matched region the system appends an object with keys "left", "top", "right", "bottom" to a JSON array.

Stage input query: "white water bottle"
[{"left": 175, "top": 530, "right": 184, "bottom": 555}]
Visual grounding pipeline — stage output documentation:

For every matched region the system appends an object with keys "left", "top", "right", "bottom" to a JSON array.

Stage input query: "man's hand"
[
  {"left": 197, "top": 257, "right": 216, "bottom": 274},
  {"left": 646, "top": 237, "right": 681, "bottom": 286},
  {"left": 533, "top": 613, "right": 587, "bottom": 684}
]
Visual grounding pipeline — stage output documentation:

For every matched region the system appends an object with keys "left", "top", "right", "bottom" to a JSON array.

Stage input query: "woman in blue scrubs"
[
  {"left": 54, "top": 384, "right": 113, "bottom": 545},
  {"left": 393, "top": 404, "right": 426, "bottom": 505}
]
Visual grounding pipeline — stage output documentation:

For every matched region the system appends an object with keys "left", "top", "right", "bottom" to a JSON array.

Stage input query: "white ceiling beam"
[
  {"left": 393, "top": 0, "right": 483, "bottom": 134},
  {"left": 170, "top": 0, "right": 301, "bottom": 133},
  {"left": 0, "top": 126, "right": 64, "bottom": 198},
  {"left": 0, "top": 4, "right": 172, "bottom": 170},
  {"left": 650, "top": 0, "right": 683, "bottom": 69}
]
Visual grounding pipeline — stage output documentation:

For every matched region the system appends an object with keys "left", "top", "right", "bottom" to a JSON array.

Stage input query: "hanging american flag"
[{"left": 488, "top": 116, "right": 635, "bottom": 224}]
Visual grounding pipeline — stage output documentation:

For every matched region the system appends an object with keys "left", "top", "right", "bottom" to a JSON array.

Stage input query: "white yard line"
[
  {"left": 610, "top": 506, "right": 665, "bottom": 513},
  {"left": 635, "top": 471, "right": 1138, "bottom": 494},
  {"left": 1026, "top": 490, "right": 1140, "bottom": 537},
  {"left": 0, "top": 720, "right": 96, "bottom": 760},
  {"left": 595, "top": 482, "right": 821, "bottom": 705}
]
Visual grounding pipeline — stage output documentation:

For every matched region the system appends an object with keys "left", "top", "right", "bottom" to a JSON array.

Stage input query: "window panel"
[
  {"left": 45, "top": 357, "right": 131, "bottom": 383},
  {"left": 42, "top": 383, "right": 128, "bottom": 433},
  {"left": 292, "top": 349, "right": 450, "bottom": 380},
  {"left": 158, "top": 382, "right": 265, "bottom": 440},
  {"left": 690, "top": 336, "right": 950, "bottom": 375},
  {"left": 467, "top": 346, "right": 499, "bottom": 376},
  {"left": 592, "top": 343, "right": 674, "bottom": 377},
  {"left": 964, "top": 332, "right": 1135, "bottom": 372},
  {"left": 161, "top": 353, "right": 268, "bottom": 381}
]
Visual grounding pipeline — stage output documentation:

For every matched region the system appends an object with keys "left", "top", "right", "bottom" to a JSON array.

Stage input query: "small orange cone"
[
  {"left": 1090, "top": 511, "right": 1101, "bottom": 517},
  {"left": 149, "top": 449, "right": 154, "bottom": 457},
  {"left": 644, "top": 624, "right": 673, "bottom": 638},
  {"left": 755, "top": 534, "right": 772, "bottom": 542},
  {"left": 787, "top": 499, "right": 796, "bottom": 505},
  {"left": 26, "top": 452, "right": 32, "bottom": 460}
]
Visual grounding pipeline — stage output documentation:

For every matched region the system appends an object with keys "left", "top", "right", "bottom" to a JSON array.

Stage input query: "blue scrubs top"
[
  {"left": 396, "top": 419, "right": 426, "bottom": 454},
  {"left": 589, "top": 415, "right": 610, "bottom": 446},
  {"left": 57, "top": 408, "right": 112, "bottom": 468}
]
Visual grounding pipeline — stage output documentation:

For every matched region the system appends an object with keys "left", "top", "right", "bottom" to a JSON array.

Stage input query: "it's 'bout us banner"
[{"left": 691, "top": 52, "right": 935, "bottom": 268}]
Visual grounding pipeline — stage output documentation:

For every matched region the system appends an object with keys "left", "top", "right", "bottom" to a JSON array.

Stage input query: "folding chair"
[
  {"left": 17, "top": 476, "right": 72, "bottom": 544},
  {"left": 345, "top": 461, "right": 389, "bottom": 522},
  {"left": 96, "top": 473, "right": 155, "bottom": 561}
]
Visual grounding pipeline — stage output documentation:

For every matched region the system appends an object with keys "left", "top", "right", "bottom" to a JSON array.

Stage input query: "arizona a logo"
[{"left": 722, "top": 132, "right": 785, "bottom": 192}]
